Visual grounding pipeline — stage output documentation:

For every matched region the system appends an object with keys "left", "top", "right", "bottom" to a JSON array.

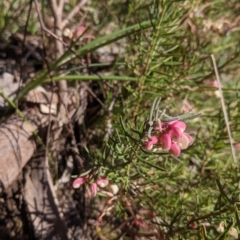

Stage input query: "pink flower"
[
  {"left": 145, "top": 135, "right": 158, "bottom": 150},
  {"left": 73, "top": 177, "right": 85, "bottom": 189},
  {"left": 166, "top": 121, "right": 193, "bottom": 150},
  {"left": 144, "top": 119, "right": 194, "bottom": 157},
  {"left": 90, "top": 182, "right": 98, "bottom": 196},
  {"left": 97, "top": 177, "right": 109, "bottom": 188},
  {"left": 159, "top": 134, "right": 171, "bottom": 150},
  {"left": 166, "top": 121, "right": 186, "bottom": 141}
]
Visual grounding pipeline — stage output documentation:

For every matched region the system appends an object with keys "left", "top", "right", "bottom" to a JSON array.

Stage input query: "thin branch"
[
  {"left": 49, "top": 0, "right": 58, "bottom": 15},
  {"left": 33, "top": 1, "right": 69, "bottom": 49},
  {"left": 59, "top": 0, "right": 65, "bottom": 13},
  {"left": 49, "top": 0, "right": 69, "bottom": 124},
  {"left": 50, "top": 0, "right": 64, "bottom": 58},
  {"left": 211, "top": 54, "right": 237, "bottom": 164},
  {"left": 62, "top": 0, "right": 88, "bottom": 29}
]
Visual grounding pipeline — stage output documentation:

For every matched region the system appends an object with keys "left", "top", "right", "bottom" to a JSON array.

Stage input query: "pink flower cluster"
[
  {"left": 73, "top": 175, "right": 109, "bottom": 196},
  {"left": 145, "top": 120, "right": 193, "bottom": 157}
]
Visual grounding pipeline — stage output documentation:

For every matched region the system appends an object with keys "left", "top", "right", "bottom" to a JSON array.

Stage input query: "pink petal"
[
  {"left": 175, "top": 134, "right": 190, "bottom": 150},
  {"left": 167, "top": 128, "right": 183, "bottom": 140},
  {"left": 73, "top": 177, "right": 85, "bottom": 189},
  {"left": 168, "top": 121, "right": 186, "bottom": 132},
  {"left": 169, "top": 142, "right": 181, "bottom": 157},
  {"left": 159, "top": 134, "right": 171, "bottom": 150},
  {"left": 185, "top": 133, "right": 194, "bottom": 146},
  {"left": 175, "top": 133, "right": 194, "bottom": 149}
]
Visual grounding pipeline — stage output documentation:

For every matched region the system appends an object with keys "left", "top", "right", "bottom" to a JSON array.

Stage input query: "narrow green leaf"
[{"left": 17, "top": 19, "right": 156, "bottom": 100}]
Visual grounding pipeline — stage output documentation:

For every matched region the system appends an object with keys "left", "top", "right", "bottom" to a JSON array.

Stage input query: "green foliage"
[
  {"left": 0, "top": 0, "right": 39, "bottom": 38},
  {"left": 82, "top": 0, "right": 240, "bottom": 239},
  {"left": 2, "top": 0, "right": 240, "bottom": 238}
]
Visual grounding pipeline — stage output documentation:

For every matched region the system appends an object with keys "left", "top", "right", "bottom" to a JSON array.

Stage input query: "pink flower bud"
[
  {"left": 211, "top": 80, "right": 219, "bottom": 87},
  {"left": 72, "top": 177, "right": 85, "bottom": 189},
  {"left": 97, "top": 177, "right": 109, "bottom": 188},
  {"left": 75, "top": 25, "right": 86, "bottom": 38},
  {"left": 159, "top": 134, "right": 171, "bottom": 150},
  {"left": 169, "top": 142, "right": 181, "bottom": 157},
  {"left": 145, "top": 135, "right": 158, "bottom": 150},
  {"left": 235, "top": 143, "right": 240, "bottom": 150},
  {"left": 97, "top": 215, "right": 103, "bottom": 222}
]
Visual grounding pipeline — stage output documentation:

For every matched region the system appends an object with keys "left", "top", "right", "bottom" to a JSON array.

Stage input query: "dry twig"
[
  {"left": 62, "top": 0, "right": 88, "bottom": 29},
  {"left": 211, "top": 54, "right": 237, "bottom": 163}
]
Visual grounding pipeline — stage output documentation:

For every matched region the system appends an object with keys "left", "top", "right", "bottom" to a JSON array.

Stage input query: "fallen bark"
[
  {"left": 0, "top": 107, "right": 51, "bottom": 190},
  {"left": 0, "top": 83, "right": 87, "bottom": 239},
  {"left": 0, "top": 87, "right": 74, "bottom": 189}
]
